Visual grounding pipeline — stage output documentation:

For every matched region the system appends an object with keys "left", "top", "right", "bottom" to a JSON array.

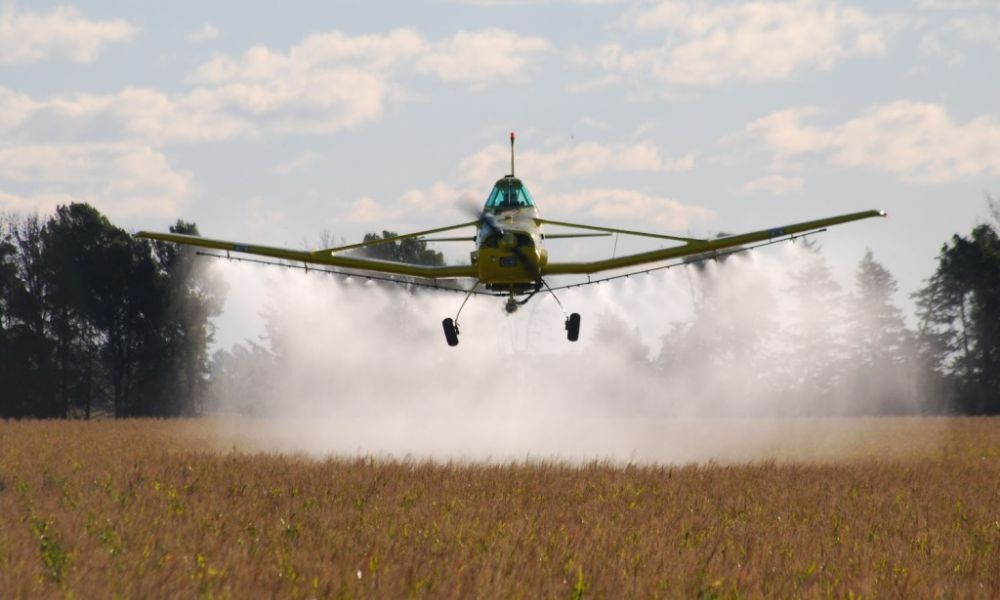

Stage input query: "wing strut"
[
  {"left": 314, "top": 221, "right": 479, "bottom": 255},
  {"left": 545, "top": 228, "right": 828, "bottom": 291},
  {"left": 542, "top": 209, "right": 884, "bottom": 276}
]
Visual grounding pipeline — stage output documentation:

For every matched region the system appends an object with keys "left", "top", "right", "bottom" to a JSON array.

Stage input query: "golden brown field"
[{"left": 1, "top": 417, "right": 999, "bottom": 598}]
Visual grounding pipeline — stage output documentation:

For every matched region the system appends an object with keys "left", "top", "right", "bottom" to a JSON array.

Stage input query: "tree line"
[
  {"left": 0, "top": 204, "right": 223, "bottom": 418},
  {"left": 2, "top": 202, "right": 999, "bottom": 418}
]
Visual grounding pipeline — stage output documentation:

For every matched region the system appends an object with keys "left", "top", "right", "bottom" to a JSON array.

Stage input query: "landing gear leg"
[
  {"left": 444, "top": 281, "right": 479, "bottom": 347},
  {"left": 541, "top": 279, "right": 582, "bottom": 342}
]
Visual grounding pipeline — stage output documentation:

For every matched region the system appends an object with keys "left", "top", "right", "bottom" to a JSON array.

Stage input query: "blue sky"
[{"left": 2, "top": 0, "right": 998, "bottom": 302}]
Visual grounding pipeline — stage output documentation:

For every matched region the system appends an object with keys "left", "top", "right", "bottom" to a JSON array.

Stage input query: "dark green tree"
[
  {"left": 143, "top": 221, "right": 226, "bottom": 416},
  {"left": 2, "top": 205, "right": 225, "bottom": 419},
  {"left": 42, "top": 204, "right": 164, "bottom": 417},
  {"left": 915, "top": 224, "right": 1000, "bottom": 413},
  {"left": 1, "top": 214, "right": 60, "bottom": 417},
  {"left": 0, "top": 219, "right": 26, "bottom": 417},
  {"left": 359, "top": 231, "right": 445, "bottom": 266}
]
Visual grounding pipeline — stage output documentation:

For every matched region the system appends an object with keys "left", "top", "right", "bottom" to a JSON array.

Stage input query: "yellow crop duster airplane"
[{"left": 138, "top": 133, "right": 885, "bottom": 346}]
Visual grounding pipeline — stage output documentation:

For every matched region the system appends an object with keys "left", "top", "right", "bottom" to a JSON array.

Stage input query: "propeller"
[
  {"left": 457, "top": 196, "right": 540, "bottom": 283},
  {"left": 457, "top": 199, "right": 505, "bottom": 237}
]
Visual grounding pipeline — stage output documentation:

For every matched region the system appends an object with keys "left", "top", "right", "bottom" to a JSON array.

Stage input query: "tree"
[
  {"left": 0, "top": 218, "right": 30, "bottom": 418},
  {"left": 843, "top": 250, "right": 926, "bottom": 414},
  {"left": 781, "top": 242, "right": 846, "bottom": 412},
  {"left": 915, "top": 225, "right": 1000, "bottom": 414},
  {"left": 142, "top": 221, "right": 227, "bottom": 416},
  {"left": 0, "top": 214, "right": 60, "bottom": 418},
  {"left": 657, "top": 255, "right": 780, "bottom": 414},
  {"left": 208, "top": 341, "right": 276, "bottom": 415},
  {"left": 359, "top": 231, "right": 445, "bottom": 266},
  {"left": 41, "top": 204, "right": 162, "bottom": 417},
  {"left": 1, "top": 205, "right": 225, "bottom": 419}
]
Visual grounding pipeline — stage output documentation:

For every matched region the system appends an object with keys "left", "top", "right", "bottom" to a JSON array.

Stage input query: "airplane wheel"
[
  {"left": 442, "top": 318, "right": 459, "bottom": 347},
  {"left": 565, "top": 313, "right": 581, "bottom": 342}
]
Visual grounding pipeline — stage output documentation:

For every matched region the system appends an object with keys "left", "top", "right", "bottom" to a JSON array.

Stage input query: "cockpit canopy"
[{"left": 484, "top": 176, "right": 534, "bottom": 212}]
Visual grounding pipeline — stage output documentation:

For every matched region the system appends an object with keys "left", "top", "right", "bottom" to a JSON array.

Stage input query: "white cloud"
[
  {"left": 191, "top": 29, "right": 426, "bottom": 84},
  {"left": 343, "top": 140, "right": 709, "bottom": 230},
  {"left": 724, "top": 106, "right": 830, "bottom": 168},
  {"left": 0, "top": 85, "right": 254, "bottom": 144},
  {"left": 458, "top": 140, "right": 688, "bottom": 184},
  {"left": 919, "top": 15, "right": 1000, "bottom": 61},
  {"left": 731, "top": 101, "right": 1000, "bottom": 183},
  {"left": 451, "top": 0, "right": 621, "bottom": 4},
  {"left": 274, "top": 152, "right": 322, "bottom": 175},
  {"left": 592, "top": 1, "right": 899, "bottom": 86},
  {"left": 579, "top": 116, "right": 610, "bottom": 130},
  {"left": 0, "top": 189, "right": 74, "bottom": 217},
  {"left": 177, "top": 27, "right": 550, "bottom": 135},
  {"left": 192, "top": 27, "right": 548, "bottom": 91},
  {"left": 190, "top": 66, "right": 388, "bottom": 134},
  {"left": 667, "top": 153, "right": 697, "bottom": 172},
  {"left": 348, "top": 195, "right": 402, "bottom": 223},
  {"left": 0, "top": 143, "right": 191, "bottom": 218},
  {"left": 918, "top": 32, "right": 965, "bottom": 62},
  {"left": 188, "top": 23, "right": 219, "bottom": 43},
  {"left": 566, "top": 74, "right": 624, "bottom": 93},
  {"left": 0, "top": 6, "right": 135, "bottom": 64},
  {"left": 0, "top": 26, "right": 551, "bottom": 150},
  {"left": 416, "top": 29, "right": 550, "bottom": 88},
  {"left": 347, "top": 181, "right": 479, "bottom": 225},
  {"left": 918, "top": 0, "right": 991, "bottom": 8},
  {"left": 738, "top": 174, "right": 805, "bottom": 195},
  {"left": 545, "top": 188, "right": 714, "bottom": 229},
  {"left": 346, "top": 182, "right": 713, "bottom": 232},
  {"left": 947, "top": 15, "right": 1000, "bottom": 47}
]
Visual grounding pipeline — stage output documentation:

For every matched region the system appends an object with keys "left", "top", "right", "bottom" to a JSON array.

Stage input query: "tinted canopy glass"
[{"left": 484, "top": 177, "right": 534, "bottom": 211}]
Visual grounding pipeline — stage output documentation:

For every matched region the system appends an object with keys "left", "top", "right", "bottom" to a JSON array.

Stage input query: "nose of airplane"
[{"left": 499, "top": 232, "right": 518, "bottom": 250}]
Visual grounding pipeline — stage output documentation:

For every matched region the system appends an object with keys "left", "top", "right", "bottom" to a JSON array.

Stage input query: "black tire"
[
  {"left": 442, "top": 318, "right": 459, "bottom": 347},
  {"left": 566, "top": 313, "right": 581, "bottom": 342}
]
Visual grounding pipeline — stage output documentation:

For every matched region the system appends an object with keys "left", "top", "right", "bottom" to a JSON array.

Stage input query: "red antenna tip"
[{"left": 510, "top": 131, "right": 516, "bottom": 141}]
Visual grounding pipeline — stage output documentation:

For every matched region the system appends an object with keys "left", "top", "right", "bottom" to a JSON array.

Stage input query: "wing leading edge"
[
  {"left": 541, "top": 209, "right": 886, "bottom": 276},
  {"left": 135, "top": 231, "right": 478, "bottom": 279},
  {"left": 138, "top": 209, "right": 884, "bottom": 281}
]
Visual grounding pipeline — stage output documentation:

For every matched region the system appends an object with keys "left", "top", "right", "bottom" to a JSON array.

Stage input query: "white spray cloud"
[{"left": 207, "top": 242, "right": 938, "bottom": 463}]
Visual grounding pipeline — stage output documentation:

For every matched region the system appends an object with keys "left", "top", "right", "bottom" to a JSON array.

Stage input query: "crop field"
[{"left": 1, "top": 418, "right": 999, "bottom": 598}]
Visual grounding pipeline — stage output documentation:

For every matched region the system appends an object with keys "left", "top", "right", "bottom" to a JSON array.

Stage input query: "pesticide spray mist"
[{"left": 206, "top": 244, "right": 939, "bottom": 464}]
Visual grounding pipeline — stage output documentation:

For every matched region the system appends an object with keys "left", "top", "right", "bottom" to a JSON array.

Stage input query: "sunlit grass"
[{"left": 0, "top": 417, "right": 998, "bottom": 597}]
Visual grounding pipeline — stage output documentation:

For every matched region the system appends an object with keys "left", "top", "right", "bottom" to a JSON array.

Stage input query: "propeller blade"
[
  {"left": 480, "top": 211, "right": 504, "bottom": 236},
  {"left": 457, "top": 200, "right": 503, "bottom": 236},
  {"left": 512, "top": 244, "right": 541, "bottom": 280}
]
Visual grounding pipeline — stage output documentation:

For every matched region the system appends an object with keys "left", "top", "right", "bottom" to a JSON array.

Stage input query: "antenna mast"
[{"left": 509, "top": 131, "right": 516, "bottom": 177}]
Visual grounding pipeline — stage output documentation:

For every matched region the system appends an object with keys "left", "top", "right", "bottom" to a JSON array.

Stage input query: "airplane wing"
[
  {"left": 540, "top": 209, "right": 886, "bottom": 276},
  {"left": 136, "top": 221, "right": 479, "bottom": 280}
]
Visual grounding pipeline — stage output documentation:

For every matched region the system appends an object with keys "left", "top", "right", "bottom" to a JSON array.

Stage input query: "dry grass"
[{"left": 1, "top": 417, "right": 999, "bottom": 598}]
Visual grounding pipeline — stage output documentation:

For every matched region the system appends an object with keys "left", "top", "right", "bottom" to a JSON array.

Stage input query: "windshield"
[{"left": 484, "top": 178, "right": 534, "bottom": 212}]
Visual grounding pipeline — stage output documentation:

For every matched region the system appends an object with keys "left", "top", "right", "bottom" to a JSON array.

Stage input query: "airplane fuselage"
[
  {"left": 472, "top": 206, "right": 547, "bottom": 290},
  {"left": 469, "top": 169, "right": 552, "bottom": 295}
]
